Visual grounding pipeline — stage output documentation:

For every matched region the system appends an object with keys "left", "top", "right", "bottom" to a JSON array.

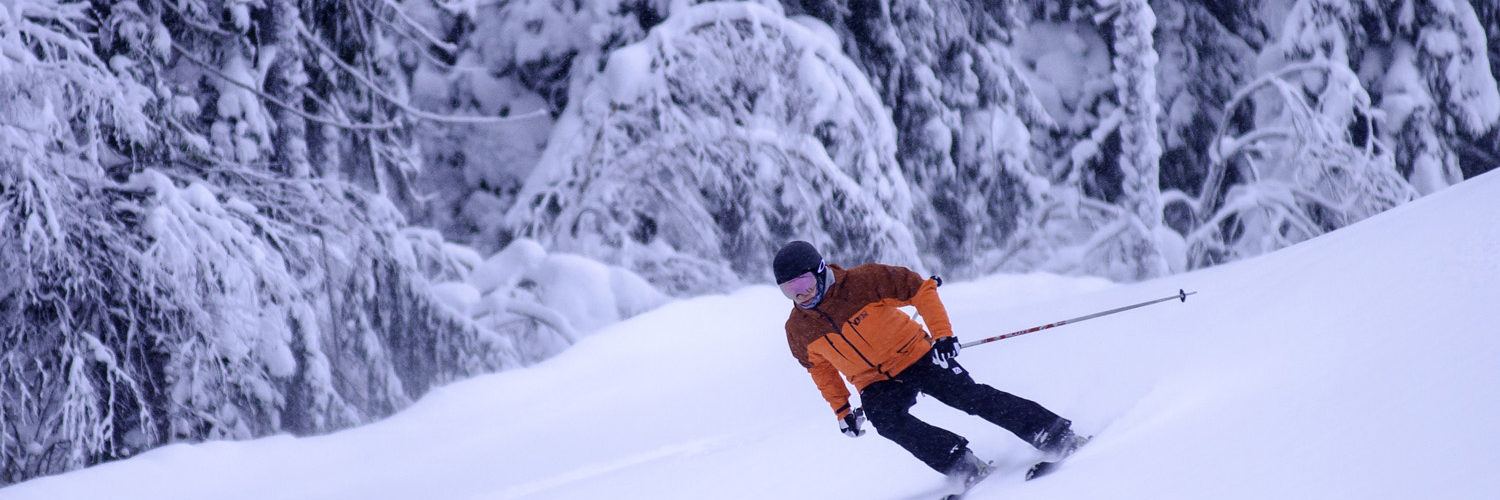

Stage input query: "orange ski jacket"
[{"left": 784, "top": 263, "right": 954, "bottom": 419}]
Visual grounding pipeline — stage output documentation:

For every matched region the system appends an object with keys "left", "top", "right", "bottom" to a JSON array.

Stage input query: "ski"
[
  {"left": 1024, "top": 435, "right": 1092, "bottom": 481},
  {"left": 1023, "top": 460, "right": 1061, "bottom": 481}
]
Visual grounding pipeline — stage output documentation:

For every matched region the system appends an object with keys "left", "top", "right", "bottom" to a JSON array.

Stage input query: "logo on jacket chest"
[{"left": 848, "top": 310, "right": 869, "bottom": 327}]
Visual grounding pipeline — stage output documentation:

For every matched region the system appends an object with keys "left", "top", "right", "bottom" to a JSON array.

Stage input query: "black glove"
[
  {"left": 932, "top": 337, "right": 960, "bottom": 363},
  {"left": 839, "top": 408, "right": 866, "bottom": 438}
]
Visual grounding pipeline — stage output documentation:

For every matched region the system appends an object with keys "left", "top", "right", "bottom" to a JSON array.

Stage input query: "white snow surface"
[{"left": 9, "top": 172, "right": 1500, "bottom": 499}]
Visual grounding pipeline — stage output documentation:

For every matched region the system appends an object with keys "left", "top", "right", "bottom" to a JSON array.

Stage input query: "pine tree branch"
[
  {"left": 170, "top": 41, "right": 403, "bottom": 131},
  {"left": 296, "top": 23, "right": 547, "bottom": 126},
  {"left": 159, "top": 0, "right": 238, "bottom": 37},
  {"left": 354, "top": 0, "right": 463, "bottom": 71},
  {"left": 367, "top": 0, "right": 457, "bottom": 54}
]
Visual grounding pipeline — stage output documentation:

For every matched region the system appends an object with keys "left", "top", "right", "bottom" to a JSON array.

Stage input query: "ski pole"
[{"left": 960, "top": 289, "right": 1196, "bottom": 349}]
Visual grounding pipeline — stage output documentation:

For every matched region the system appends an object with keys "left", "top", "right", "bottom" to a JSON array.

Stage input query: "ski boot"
[
  {"left": 944, "top": 448, "right": 991, "bottom": 490},
  {"left": 1034, "top": 420, "right": 1089, "bottom": 461}
]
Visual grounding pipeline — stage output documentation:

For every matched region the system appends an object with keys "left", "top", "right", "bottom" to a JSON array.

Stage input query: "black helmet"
[
  {"left": 774, "top": 241, "right": 835, "bottom": 309},
  {"left": 773, "top": 241, "right": 823, "bottom": 284}
]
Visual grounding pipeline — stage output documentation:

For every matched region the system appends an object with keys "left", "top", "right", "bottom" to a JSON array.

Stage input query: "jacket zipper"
[{"left": 816, "top": 308, "right": 894, "bottom": 380}]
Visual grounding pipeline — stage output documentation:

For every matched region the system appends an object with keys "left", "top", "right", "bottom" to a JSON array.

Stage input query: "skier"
[{"left": 773, "top": 240, "right": 1086, "bottom": 488}]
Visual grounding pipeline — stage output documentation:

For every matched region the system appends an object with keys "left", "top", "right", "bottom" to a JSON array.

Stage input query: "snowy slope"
[{"left": 8, "top": 171, "right": 1500, "bottom": 499}]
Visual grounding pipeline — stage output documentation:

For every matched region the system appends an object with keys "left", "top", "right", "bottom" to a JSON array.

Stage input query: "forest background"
[{"left": 2, "top": 0, "right": 1496, "bottom": 485}]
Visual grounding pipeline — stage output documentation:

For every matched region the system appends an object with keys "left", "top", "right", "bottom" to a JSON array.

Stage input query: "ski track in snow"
[{"left": 490, "top": 433, "right": 744, "bottom": 500}]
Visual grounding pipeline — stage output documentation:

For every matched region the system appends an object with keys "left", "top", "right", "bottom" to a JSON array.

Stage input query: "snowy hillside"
[{"left": 8, "top": 171, "right": 1500, "bottom": 499}]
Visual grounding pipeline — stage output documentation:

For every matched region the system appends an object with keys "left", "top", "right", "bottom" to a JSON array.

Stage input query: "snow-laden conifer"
[
  {"left": 1, "top": 0, "right": 641, "bottom": 484},
  {"left": 505, "top": 2, "right": 923, "bottom": 293},
  {"left": 1162, "top": 0, "right": 1421, "bottom": 266}
]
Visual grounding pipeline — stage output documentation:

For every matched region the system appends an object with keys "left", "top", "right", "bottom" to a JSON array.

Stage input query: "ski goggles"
[{"left": 779, "top": 271, "right": 818, "bottom": 300}]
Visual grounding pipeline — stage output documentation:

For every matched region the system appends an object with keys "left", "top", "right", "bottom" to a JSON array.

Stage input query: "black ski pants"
[{"left": 860, "top": 350, "right": 1066, "bottom": 473}]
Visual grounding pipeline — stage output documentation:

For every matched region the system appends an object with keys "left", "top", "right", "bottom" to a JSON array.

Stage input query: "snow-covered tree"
[
  {"left": 1081, "top": 0, "right": 1174, "bottom": 280},
  {"left": 1, "top": 0, "right": 160, "bottom": 479},
  {"left": 402, "top": 0, "right": 657, "bottom": 253},
  {"left": 1152, "top": 0, "right": 1494, "bottom": 267},
  {"left": 782, "top": 0, "right": 1059, "bottom": 278},
  {"left": 1143, "top": 0, "right": 1260, "bottom": 236},
  {"left": 2, "top": 0, "right": 652, "bottom": 485},
  {"left": 1391, "top": 0, "right": 1499, "bottom": 193},
  {"left": 971, "top": 1, "right": 1178, "bottom": 281},
  {"left": 1257, "top": 0, "right": 1497, "bottom": 195},
  {"left": 1171, "top": 61, "right": 1414, "bottom": 265},
  {"left": 400, "top": 0, "right": 1497, "bottom": 290},
  {"left": 1, "top": 159, "right": 535, "bottom": 483},
  {"left": 503, "top": 1, "right": 924, "bottom": 293},
  {"left": 1471, "top": 0, "right": 1500, "bottom": 177},
  {"left": 1161, "top": 1, "right": 1403, "bottom": 266}
]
